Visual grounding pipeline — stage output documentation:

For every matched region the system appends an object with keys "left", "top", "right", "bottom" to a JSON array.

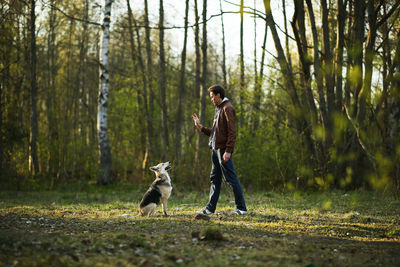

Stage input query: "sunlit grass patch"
[{"left": 1, "top": 187, "right": 399, "bottom": 266}]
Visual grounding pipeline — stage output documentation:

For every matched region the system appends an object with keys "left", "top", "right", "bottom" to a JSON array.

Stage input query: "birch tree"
[{"left": 97, "top": 0, "right": 113, "bottom": 185}]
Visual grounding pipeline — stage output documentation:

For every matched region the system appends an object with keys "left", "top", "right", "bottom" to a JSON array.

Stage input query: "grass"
[{"left": 0, "top": 184, "right": 400, "bottom": 266}]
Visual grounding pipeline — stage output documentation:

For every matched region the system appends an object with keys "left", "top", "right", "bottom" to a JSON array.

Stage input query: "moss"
[{"left": 201, "top": 226, "right": 224, "bottom": 241}]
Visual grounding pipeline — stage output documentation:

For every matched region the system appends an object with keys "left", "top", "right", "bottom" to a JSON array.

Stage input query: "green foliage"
[{"left": 1, "top": 0, "right": 400, "bottom": 196}]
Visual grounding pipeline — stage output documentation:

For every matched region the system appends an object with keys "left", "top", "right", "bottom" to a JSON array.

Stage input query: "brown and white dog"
[{"left": 138, "top": 161, "right": 172, "bottom": 216}]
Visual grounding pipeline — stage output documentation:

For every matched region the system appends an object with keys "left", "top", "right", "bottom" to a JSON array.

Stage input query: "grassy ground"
[{"left": 0, "top": 184, "right": 400, "bottom": 266}]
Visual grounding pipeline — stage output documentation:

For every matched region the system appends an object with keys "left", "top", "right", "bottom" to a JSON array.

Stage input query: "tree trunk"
[
  {"left": 376, "top": 4, "right": 390, "bottom": 115},
  {"left": 127, "top": 0, "right": 150, "bottom": 180},
  {"left": 305, "top": 0, "right": 328, "bottom": 130},
  {"left": 219, "top": 0, "right": 227, "bottom": 89},
  {"left": 252, "top": 21, "right": 268, "bottom": 133},
  {"left": 175, "top": 0, "right": 189, "bottom": 163},
  {"left": 343, "top": 2, "right": 353, "bottom": 108},
  {"left": 239, "top": 0, "right": 245, "bottom": 126},
  {"left": 144, "top": 0, "right": 155, "bottom": 156},
  {"left": 351, "top": 0, "right": 366, "bottom": 118},
  {"left": 97, "top": 0, "right": 113, "bottom": 185},
  {"left": 263, "top": 0, "right": 317, "bottom": 169},
  {"left": 253, "top": 0, "right": 258, "bottom": 93},
  {"left": 29, "top": 0, "right": 39, "bottom": 175},
  {"left": 199, "top": 0, "right": 208, "bottom": 127},
  {"left": 291, "top": 0, "right": 317, "bottom": 124},
  {"left": 357, "top": 0, "right": 377, "bottom": 124},
  {"left": 195, "top": 0, "right": 208, "bottom": 177},
  {"left": 194, "top": 0, "right": 201, "bottom": 100},
  {"left": 46, "top": 0, "right": 59, "bottom": 182},
  {"left": 321, "top": 0, "right": 334, "bottom": 117},
  {"left": 335, "top": 0, "right": 345, "bottom": 110},
  {"left": 194, "top": 0, "right": 202, "bottom": 174},
  {"left": 282, "top": 0, "right": 291, "bottom": 66},
  {"left": 73, "top": 0, "right": 90, "bottom": 179},
  {"left": 252, "top": 0, "right": 258, "bottom": 133},
  {"left": 0, "top": 82, "right": 2, "bottom": 174},
  {"left": 264, "top": 0, "right": 299, "bottom": 107},
  {"left": 159, "top": 0, "right": 169, "bottom": 160},
  {"left": 79, "top": 0, "right": 89, "bottom": 171},
  {"left": 305, "top": 0, "right": 331, "bottom": 174},
  {"left": 389, "top": 33, "right": 400, "bottom": 194}
]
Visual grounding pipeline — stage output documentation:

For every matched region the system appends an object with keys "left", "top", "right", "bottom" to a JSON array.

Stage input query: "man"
[{"left": 191, "top": 84, "right": 247, "bottom": 215}]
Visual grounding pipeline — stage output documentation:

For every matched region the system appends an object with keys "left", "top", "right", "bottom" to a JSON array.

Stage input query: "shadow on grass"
[{"left": 1, "top": 188, "right": 400, "bottom": 266}]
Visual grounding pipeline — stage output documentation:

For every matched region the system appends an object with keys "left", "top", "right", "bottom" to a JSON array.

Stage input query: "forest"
[{"left": 1, "top": 0, "right": 400, "bottom": 194}]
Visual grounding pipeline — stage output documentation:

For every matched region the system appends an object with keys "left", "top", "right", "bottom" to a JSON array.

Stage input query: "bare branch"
[
  {"left": 377, "top": 0, "right": 400, "bottom": 28},
  {"left": 344, "top": 104, "right": 378, "bottom": 178},
  {"left": 39, "top": 0, "right": 101, "bottom": 26},
  {"left": 224, "top": 0, "right": 296, "bottom": 42}
]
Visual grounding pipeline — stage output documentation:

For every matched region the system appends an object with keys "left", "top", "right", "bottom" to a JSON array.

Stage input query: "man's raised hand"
[{"left": 191, "top": 113, "right": 201, "bottom": 130}]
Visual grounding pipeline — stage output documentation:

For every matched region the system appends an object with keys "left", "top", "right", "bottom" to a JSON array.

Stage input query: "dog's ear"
[{"left": 150, "top": 166, "right": 158, "bottom": 172}]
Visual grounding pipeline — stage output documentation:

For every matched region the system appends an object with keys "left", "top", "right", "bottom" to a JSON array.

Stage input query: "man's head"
[{"left": 208, "top": 84, "right": 225, "bottom": 106}]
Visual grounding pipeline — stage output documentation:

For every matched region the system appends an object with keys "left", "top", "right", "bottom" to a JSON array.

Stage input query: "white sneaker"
[
  {"left": 197, "top": 207, "right": 213, "bottom": 215},
  {"left": 231, "top": 209, "right": 248, "bottom": 215}
]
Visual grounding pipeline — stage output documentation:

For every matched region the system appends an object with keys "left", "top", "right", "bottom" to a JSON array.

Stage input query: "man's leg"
[
  {"left": 218, "top": 150, "right": 247, "bottom": 211},
  {"left": 206, "top": 150, "right": 222, "bottom": 213}
]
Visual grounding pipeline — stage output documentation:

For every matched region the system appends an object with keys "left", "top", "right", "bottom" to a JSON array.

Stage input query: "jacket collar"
[{"left": 217, "top": 97, "right": 229, "bottom": 108}]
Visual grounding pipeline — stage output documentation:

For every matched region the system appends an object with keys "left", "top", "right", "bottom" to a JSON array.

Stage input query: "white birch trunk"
[{"left": 97, "top": 0, "right": 113, "bottom": 185}]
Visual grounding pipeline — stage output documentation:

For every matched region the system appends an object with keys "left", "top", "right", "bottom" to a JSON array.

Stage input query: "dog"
[{"left": 138, "top": 161, "right": 172, "bottom": 216}]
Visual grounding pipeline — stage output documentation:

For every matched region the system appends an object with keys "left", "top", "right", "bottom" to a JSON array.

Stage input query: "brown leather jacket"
[{"left": 200, "top": 99, "right": 236, "bottom": 153}]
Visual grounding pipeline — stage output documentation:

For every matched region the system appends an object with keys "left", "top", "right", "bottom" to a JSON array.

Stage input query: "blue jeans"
[{"left": 206, "top": 149, "right": 247, "bottom": 213}]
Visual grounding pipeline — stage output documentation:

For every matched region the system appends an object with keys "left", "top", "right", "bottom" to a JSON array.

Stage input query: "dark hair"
[{"left": 207, "top": 84, "right": 225, "bottom": 99}]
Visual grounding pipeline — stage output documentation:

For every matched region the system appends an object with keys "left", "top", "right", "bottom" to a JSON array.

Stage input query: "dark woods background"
[{"left": 1, "top": 0, "right": 400, "bottom": 194}]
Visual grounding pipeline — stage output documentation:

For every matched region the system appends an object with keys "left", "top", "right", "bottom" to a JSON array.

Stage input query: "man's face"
[{"left": 210, "top": 92, "right": 222, "bottom": 106}]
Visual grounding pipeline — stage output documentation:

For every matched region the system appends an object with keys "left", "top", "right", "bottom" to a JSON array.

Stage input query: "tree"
[
  {"left": 29, "top": 0, "right": 39, "bottom": 175},
  {"left": 143, "top": 0, "right": 154, "bottom": 158},
  {"left": 334, "top": 0, "right": 345, "bottom": 110},
  {"left": 219, "top": 0, "right": 227, "bottom": 89},
  {"left": 252, "top": 14, "right": 267, "bottom": 133},
  {"left": 97, "top": 0, "right": 114, "bottom": 185},
  {"left": 46, "top": 0, "right": 59, "bottom": 181},
  {"left": 127, "top": 0, "right": 151, "bottom": 180},
  {"left": 194, "top": 0, "right": 203, "bottom": 174},
  {"left": 0, "top": 82, "right": 2, "bottom": 174},
  {"left": 175, "top": 0, "right": 190, "bottom": 163},
  {"left": 239, "top": 0, "right": 245, "bottom": 126},
  {"left": 159, "top": 0, "right": 169, "bottom": 160}
]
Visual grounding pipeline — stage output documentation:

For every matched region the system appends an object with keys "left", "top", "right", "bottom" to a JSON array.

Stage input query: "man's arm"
[
  {"left": 223, "top": 106, "right": 236, "bottom": 153},
  {"left": 222, "top": 105, "right": 236, "bottom": 162}
]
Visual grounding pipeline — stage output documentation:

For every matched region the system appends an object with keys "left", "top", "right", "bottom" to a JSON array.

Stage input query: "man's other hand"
[{"left": 223, "top": 152, "right": 231, "bottom": 163}]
